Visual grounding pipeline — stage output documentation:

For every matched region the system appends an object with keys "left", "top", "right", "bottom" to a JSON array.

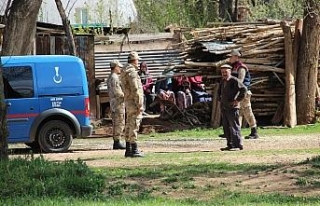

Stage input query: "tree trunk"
[
  {"left": 1, "top": 0, "right": 43, "bottom": 160},
  {"left": 0, "top": 55, "right": 8, "bottom": 161},
  {"left": 233, "top": 0, "right": 239, "bottom": 22},
  {"left": 219, "top": 0, "right": 234, "bottom": 22},
  {"left": 296, "top": 0, "right": 320, "bottom": 124},
  {"left": 1, "top": 0, "right": 42, "bottom": 55},
  {"left": 55, "top": 0, "right": 77, "bottom": 56}
]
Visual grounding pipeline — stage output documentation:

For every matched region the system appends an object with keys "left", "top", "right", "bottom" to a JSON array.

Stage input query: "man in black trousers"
[{"left": 218, "top": 64, "right": 247, "bottom": 151}]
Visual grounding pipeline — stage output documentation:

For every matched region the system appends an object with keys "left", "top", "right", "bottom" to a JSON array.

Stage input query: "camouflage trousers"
[
  {"left": 111, "top": 109, "right": 125, "bottom": 141},
  {"left": 177, "top": 90, "right": 193, "bottom": 110},
  {"left": 124, "top": 104, "right": 143, "bottom": 143},
  {"left": 239, "top": 91, "right": 257, "bottom": 128}
]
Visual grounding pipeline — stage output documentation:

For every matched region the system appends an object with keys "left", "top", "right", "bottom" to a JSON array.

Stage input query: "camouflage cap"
[
  {"left": 220, "top": 64, "right": 233, "bottom": 69},
  {"left": 128, "top": 51, "right": 141, "bottom": 61},
  {"left": 110, "top": 60, "right": 123, "bottom": 68}
]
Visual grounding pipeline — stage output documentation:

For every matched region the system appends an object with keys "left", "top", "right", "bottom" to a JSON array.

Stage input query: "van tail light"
[{"left": 85, "top": 97, "right": 90, "bottom": 117}]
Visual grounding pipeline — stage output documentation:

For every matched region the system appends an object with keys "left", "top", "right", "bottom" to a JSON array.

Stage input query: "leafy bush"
[{"left": 0, "top": 156, "right": 105, "bottom": 198}]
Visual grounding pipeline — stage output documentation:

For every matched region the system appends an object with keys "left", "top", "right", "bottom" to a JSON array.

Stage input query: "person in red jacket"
[
  {"left": 173, "top": 75, "right": 193, "bottom": 110},
  {"left": 189, "top": 76, "right": 205, "bottom": 91},
  {"left": 188, "top": 75, "right": 212, "bottom": 103}
]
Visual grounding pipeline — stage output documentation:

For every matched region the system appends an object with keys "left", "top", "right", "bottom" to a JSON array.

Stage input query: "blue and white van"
[{"left": 1, "top": 55, "right": 93, "bottom": 153}]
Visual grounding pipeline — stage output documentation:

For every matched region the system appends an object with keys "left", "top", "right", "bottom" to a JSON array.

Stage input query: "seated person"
[
  {"left": 189, "top": 75, "right": 212, "bottom": 103},
  {"left": 173, "top": 75, "right": 193, "bottom": 110},
  {"left": 155, "top": 70, "right": 176, "bottom": 115},
  {"left": 138, "top": 61, "right": 155, "bottom": 114}
]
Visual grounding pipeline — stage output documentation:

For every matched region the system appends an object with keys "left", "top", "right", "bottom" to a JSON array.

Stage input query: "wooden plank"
[{"left": 210, "top": 83, "right": 221, "bottom": 128}]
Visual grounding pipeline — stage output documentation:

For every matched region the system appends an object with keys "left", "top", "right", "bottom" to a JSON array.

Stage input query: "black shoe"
[
  {"left": 113, "top": 140, "right": 126, "bottom": 150},
  {"left": 245, "top": 127, "right": 259, "bottom": 139},
  {"left": 124, "top": 142, "right": 132, "bottom": 157},
  {"left": 220, "top": 146, "right": 233, "bottom": 151},
  {"left": 219, "top": 134, "right": 225, "bottom": 138},
  {"left": 237, "top": 145, "right": 244, "bottom": 150},
  {"left": 220, "top": 145, "right": 243, "bottom": 151},
  {"left": 131, "top": 143, "right": 144, "bottom": 158},
  {"left": 245, "top": 135, "right": 259, "bottom": 139}
]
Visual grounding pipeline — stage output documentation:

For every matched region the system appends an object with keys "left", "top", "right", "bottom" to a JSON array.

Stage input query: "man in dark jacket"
[{"left": 218, "top": 64, "right": 247, "bottom": 151}]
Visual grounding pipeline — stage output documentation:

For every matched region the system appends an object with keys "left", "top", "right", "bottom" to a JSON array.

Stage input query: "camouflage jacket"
[
  {"left": 120, "top": 63, "right": 144, "bottom": 109},
  {"left": 107, "top": 72, "right": 124, "bottom": 112}
]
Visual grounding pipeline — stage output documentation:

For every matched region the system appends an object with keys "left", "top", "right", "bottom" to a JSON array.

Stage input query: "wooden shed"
[
  {"left": 94, "top": 32, "right": 183, "bottom": 118},
  {"left": 35, "top": 23, "right": 97, "bottom": 119}
]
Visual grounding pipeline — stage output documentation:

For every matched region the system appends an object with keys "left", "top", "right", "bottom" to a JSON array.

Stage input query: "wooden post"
[
  {"left": 210, "top": 83, "right": 221, "bottom": 128},
  {"left": 96, "top": 94, "right": 101, "bottom": 120},
  {"left": 293, "top": 19, "right": 303, "bottom": 72},
  {"left": 281, "top": 21, "right": 297, "bottom": 127}
]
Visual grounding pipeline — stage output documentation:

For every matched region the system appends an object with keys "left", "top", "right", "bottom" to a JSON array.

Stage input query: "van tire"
[{"left": 38, "top": 120, "right": 73, "bottom": 153}]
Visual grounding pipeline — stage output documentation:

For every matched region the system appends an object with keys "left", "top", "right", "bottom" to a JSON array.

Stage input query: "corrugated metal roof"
[
  {"left": 194, "top": 41, "right": 236, "bottom": 55},
  {"left": 95, "top": 49, "right": 183, "bottom": 81}
]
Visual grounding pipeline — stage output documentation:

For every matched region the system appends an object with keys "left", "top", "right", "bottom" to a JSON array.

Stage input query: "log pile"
[
  {"left": 152, "top": 100, "right": 212, "bottom": 126},
  {"left": 171, "top": 22, "right": 297, "bottom": 125}
]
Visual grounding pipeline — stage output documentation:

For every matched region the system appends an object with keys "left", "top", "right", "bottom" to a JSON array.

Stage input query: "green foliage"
[
  {"left": 134, "top": 0, "right": 304, "bottom": 32},
  {"left": 250, "top": 0, "right": 304, "bottom": 20},
  {"left": 134, "top": 0, "right": 219, "bottom": 32},
  {"left": 0, "top": 157, "right": 105, "bottom": 199}
]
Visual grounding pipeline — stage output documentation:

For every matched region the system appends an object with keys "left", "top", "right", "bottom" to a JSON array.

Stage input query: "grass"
[
  {"left": 140, "top": 123, "right": 320, "bottom": 140},
  {"left": 4, "top": 125, "right": 320, "bottom": 205},
  {"left": 2, "top": 152, "right": 320, "bottom": 205},
  {"left": 0, "top": 156, "right": 105, "bottom": 198}
]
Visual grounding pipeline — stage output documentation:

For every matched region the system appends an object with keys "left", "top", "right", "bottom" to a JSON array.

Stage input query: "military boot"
[
  {"left": 124, "top": 142, "right": 132, "bottom": 157},
  {"left": 245, "top": 127, "right": 259, "bottom": 139},
  {"left": 131, "top": 143, "right": 144, "bottom": 158},
  {"left": 113, "top": 140, "right": 126, "bottom": 150}
]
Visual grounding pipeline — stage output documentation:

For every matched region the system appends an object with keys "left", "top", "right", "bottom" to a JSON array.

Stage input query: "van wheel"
[{"left": 38, "top": 120, "right": 73, "bottom": 153}]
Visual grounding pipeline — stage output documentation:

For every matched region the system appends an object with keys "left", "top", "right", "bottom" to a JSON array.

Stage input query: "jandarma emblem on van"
[{"left": 53, "top": 66, "right": 62, "bottom": 83}]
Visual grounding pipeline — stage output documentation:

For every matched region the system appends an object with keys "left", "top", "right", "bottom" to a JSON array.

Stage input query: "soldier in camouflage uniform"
[
  {"left": 107, "top": 60, "right": 126, "bottom": 149},
  {"left": 120, "top": 51, "right": 144, "bottom": 157}
]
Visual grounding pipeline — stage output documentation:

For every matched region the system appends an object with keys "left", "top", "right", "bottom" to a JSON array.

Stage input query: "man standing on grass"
[
  {"left": 229, "top": 49, "right": 259, "bottom": 139},
  {"left": 120, "top": 51, "right": 144, "bottom": 158},
  {"left": 219, "top": 49, "right": 259, "bottom": 139},
  {"left": 107, "top": 60, "right": 126, "bottom": 150},
  {"left": 218, "top": 64, "right": 247, "bottom": 151}
]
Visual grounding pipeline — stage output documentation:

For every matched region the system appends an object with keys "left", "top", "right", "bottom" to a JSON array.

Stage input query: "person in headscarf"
[{"left": 138, "top": 61, "right": 155, "bottom": 114}]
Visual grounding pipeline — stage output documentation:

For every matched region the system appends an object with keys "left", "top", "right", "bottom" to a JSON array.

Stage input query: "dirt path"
[
  {"left": 11, "top": 133, "right": 320, "bottom": 166},
  {"left": 9, "top": 131, "right": 320, "bottom": 198}
]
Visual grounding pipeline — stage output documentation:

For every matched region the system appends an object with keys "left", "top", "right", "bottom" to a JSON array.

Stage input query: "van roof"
[{"left": 1, "top": 55, "right": 81, "bottom": 64}]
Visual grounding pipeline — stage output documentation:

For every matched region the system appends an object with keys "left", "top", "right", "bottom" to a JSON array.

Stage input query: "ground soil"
[
  {"left": 91, "top": 115, "right": 195, "bottom": 136},
  {"left": 9, "top": 115, "right": 320, "bottom": 199}
]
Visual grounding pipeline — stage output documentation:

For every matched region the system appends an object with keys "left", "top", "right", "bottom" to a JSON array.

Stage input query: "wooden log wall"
[{"left": 171, "top": 21, "right": 299, "bottom": 126}]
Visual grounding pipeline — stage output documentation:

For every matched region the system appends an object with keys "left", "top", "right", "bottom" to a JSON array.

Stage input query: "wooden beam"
[
  {"left": 281, "top": 21, "right": 297, "bottom": 127},
  {"left": 210, "top": 83, "right": 221, "bottom": 128}
]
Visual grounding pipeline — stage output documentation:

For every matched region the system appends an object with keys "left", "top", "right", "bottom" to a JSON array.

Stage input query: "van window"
[{"left": 3, "top": 66, "right": 34, "bottom": 99}]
